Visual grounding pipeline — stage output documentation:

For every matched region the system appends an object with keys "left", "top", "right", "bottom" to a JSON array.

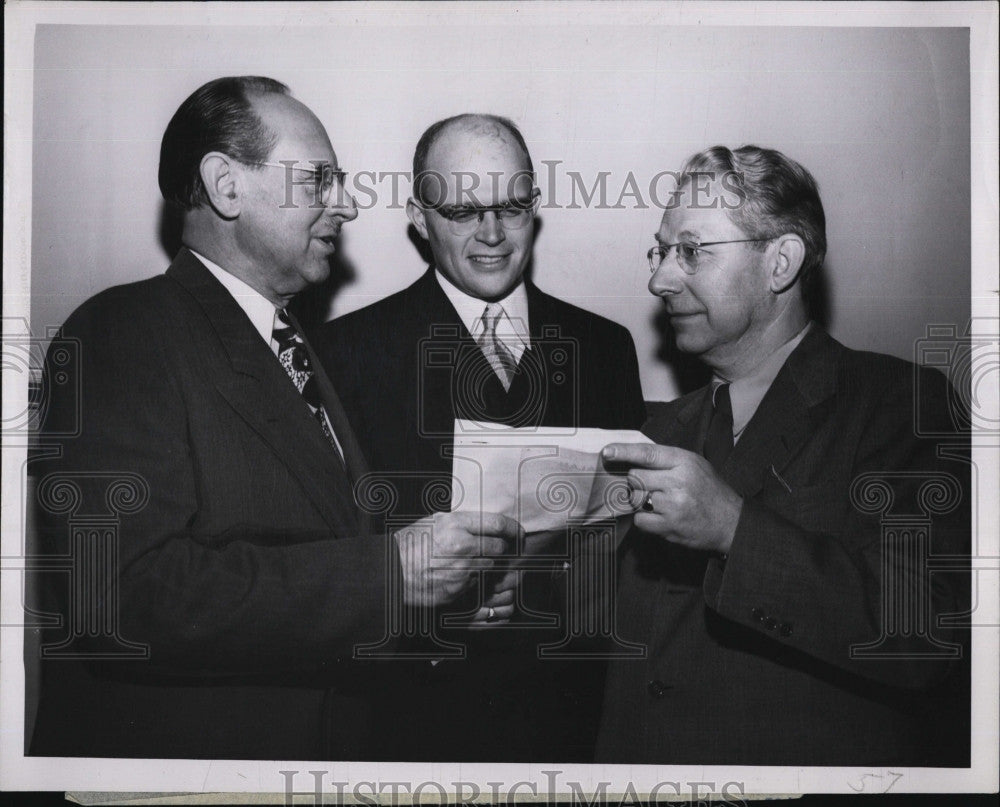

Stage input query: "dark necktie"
[
  {"left": 476, "top": 302, "right": 518, "bottom": 391},
  {"left": 272, "top": 308, "right": 345, "bottom": 463},
  {"left": 702, "top": 382, "right": 734, "bottom": 471}
]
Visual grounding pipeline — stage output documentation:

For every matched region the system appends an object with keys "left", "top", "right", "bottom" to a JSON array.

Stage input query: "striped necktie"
[
  {"left": 272, "top": 308, "right": 345, "bottom": 463},
  {"left": 476, "top": 302, "right": 519, "bottom": 391}
]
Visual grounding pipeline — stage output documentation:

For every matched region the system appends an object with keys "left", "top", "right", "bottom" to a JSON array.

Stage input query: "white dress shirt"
[
  {"left": 434, "top": 269, "right": 530, "bottom": 362},
  {"left": 189, "top": 249, "right": 281, "bottom": 355}
]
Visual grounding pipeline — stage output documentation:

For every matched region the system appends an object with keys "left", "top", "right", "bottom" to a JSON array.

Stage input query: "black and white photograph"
[{"left": 2, "top": 1, "right": 997, "bottom": 802}]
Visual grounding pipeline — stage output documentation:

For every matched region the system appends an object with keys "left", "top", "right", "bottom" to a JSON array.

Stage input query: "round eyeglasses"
[{"left": 648, "top": 238, "right": 771, "bottom": 275}]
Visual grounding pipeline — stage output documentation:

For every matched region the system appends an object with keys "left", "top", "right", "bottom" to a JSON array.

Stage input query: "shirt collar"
[
  {"left": 189, "top": 249, "right": 279, "bottom": 349},
  {"left": 713, "top": 322, "right": 813, "bottom": 440},
  {"left": 434, "top": 268, "right": 530, "bottom": 356}
]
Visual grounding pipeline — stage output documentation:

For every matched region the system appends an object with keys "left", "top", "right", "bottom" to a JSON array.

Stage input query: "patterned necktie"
[
  {"left": 702, "top": 382, "right": 734, "bottom": 471},
  {"left": 476, "top": 302, "right": 519, "bottom": 391},
  {"left": 272, "top": 308, "right": 345, "bottom": 462}
]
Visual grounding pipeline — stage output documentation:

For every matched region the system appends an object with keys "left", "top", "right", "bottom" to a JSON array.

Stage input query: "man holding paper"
[
  {"left": 314, "top": 114, "right": 645, "bottom": 761},
  {"left": 596, "top": 145, "right": 969, "bottom": 765}
]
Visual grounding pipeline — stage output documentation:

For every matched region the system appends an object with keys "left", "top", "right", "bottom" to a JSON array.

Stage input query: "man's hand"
[
  {"left": 394, "top": 511, "right": 523, "bottom": 609},
  {"left": 601, "top": 443, "right": 742, "bottom": 554},
  {"left": 468, "top": 568, "right": 518, "bottom": 628}
]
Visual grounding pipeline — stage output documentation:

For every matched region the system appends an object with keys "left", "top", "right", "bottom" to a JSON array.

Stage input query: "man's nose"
[
  {"left": 648, "top": 250, "right": 684, "bottom": 297},
  {"left": 474, "top": 211, "right": 505, "bottom": 246},
  {"left": 326, "top": 182, "right": 358, "bottom": 222}
]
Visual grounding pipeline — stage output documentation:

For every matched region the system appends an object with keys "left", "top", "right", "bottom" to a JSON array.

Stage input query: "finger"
[
  {"left": 440, "top": 530, "right": 507, "bottom": 558},
  {"left": 627, "top": 484, "right": 657, "bottom": 513},
  {"left": 479, "top": 536, "right": 513, "bottom": 557},
  {"left": 626, "top": 472, "right": 652, "bottom": 510},
  {"left": 434, "top": 556, "right": 494, "bottom": 574},
  {"left": 602, "top": 442, "right": 684, "bottom": 470},
  {"left": 482, "top": 588, "right": 515, "bottom": 608},
  {"left": 632, "top": 509, "right": 671, "bottom": 536},
  {"left": 489, "top": 569, "right": 520, "bottom": 594},
  {"left": 638, "top": 489, "right": 657, "bottom": 514},
  {"left": 470, "top": 603, "right": 515, "bottom": 626},
  {"left": 478, "top": 512, "right": 524, "bottom": 541}
]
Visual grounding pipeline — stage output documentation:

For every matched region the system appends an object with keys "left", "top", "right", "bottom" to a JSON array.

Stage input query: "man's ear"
[
  {"left": 199, "top": 152, "right": 242, "bottom": 219},
  {"left": 768, "top": 233, "right": 806, "bottom": 294},
  {"left": 406, "top": 198, "right": 429, "bottom": 240},
  {"left": 530, "top": 185, "right": 542, "bottom": 215}
]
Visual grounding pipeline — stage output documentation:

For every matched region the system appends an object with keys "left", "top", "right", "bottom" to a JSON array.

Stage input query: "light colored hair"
[
  {"left": 680, "top": 145, "right": 827, "bottom": 291},
  {"left": 412, "top": 113, "right": 533, "bottom": 206}
]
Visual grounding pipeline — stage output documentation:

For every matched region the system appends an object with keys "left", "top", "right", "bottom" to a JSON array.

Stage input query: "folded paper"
[{"left": 450, "top": 420, "right": 654, "bottom": 533}]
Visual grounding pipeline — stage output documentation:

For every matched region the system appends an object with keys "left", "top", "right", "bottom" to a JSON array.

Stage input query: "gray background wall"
[{"left": 30, "top": 24, "right": 970, "bottom": 401}]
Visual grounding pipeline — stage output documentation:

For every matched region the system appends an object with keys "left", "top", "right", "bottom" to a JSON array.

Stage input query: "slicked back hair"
[
  {"left": 159, "top": 76, "right": 290, "bottom": 210},
  {"left": 679, "top": 145, "right": 827, "bottom": 293},
  {"left": 412, "top": 113, "right": 534, "bottom": 206}
]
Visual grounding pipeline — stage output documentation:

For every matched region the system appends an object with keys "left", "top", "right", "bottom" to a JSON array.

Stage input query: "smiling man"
[
  {"left": 314, "top": 114, "right": 645, "bottom": 761},
  {"left": 28, "top": 79, "right": 521, "bottom": 760},
  {"left": 596, "top": 145, "right": 970, "bottom": 765}
]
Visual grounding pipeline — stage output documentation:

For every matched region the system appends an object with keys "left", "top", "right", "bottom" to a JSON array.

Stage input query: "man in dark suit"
[
  {"left": 27, "top": 77, "right": 519, "bottom": 760},
  {"left": 314, "top": 114, "right": 646, "bottom": 761},
  {"left": 597, "top": 145, "right": 970, "bottom": 765}
]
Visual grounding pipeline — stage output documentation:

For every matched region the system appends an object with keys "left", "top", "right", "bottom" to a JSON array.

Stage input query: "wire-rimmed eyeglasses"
[
  {"left": 647, "top": 238, "right": 771, "bottom": 275},
  {"left": 246, "top": 160, "right": 348, "bottom": 206}
]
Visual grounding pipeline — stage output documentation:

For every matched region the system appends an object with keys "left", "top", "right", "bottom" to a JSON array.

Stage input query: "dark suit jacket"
[
  {"left": 597, "top": 327, "right": 970, "bottom": 766},
  {"left": 315, "top": 267, "right": 647, "bottom": 518},
  {"left": 28, "top": 249, "right": 397, "bottom": 760},
  {"left": 313, "top": 267, "right": 646, "bottom": 761}
]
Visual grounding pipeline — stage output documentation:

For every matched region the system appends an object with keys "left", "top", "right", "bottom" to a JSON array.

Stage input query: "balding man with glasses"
[
  {"left": 314, "top": 114, "right": 645, "bottom": 761},
  {"left": 595, "top": 145, "right": 970, "bottom": 766}
]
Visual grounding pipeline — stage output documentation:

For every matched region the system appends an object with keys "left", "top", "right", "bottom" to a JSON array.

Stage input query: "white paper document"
[{"left": 450, "top": 420, "right": 655, "bottom": 533}]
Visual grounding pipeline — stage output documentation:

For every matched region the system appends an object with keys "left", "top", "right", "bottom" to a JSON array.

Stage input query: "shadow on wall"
[
  {"left": 650, "top": 259, "right": 832, "bottom": 398},
  {"left": 159, "top": 201, "right": 183, "bottom": 260}
]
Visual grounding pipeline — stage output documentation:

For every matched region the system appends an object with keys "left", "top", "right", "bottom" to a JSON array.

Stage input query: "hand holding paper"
[
  {"left": 451, "top": 420, "right": 654, "bottom": 534},
  {"left": 393, "top": 510, "right": 523, "bottom": 608},
  {"left": 601, "top": 442, "right": 742, "bottom": 554}
]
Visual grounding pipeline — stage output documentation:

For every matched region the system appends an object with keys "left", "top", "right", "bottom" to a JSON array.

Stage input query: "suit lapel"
[
  {"left": 721, "top": 327, "right": 843, "bottom": 497},
  {"left": 646, "top": 386, "right": 713, "bottom": 453},
  {"left": 417, "top": 267, "right": 470, "bottom": 336},
  {"left": 166, "top": 250, "right": 363, "bottom": 534}
]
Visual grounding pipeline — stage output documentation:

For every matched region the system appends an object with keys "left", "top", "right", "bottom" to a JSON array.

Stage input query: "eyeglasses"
[
  {"left": 247, "top": 161, "right": 348, "bottom": 205},
  {"left": 647, "top": 238, "right": 771, "bottom": 275},
  {"left": 420, "top": 198, "right": 538, "bottom": 235}
]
